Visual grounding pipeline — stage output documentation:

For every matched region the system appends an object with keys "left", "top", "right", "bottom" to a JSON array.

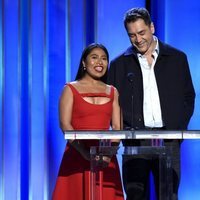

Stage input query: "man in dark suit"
[{"left": 108, "top": 7, "right": 195, "bottom": 200}]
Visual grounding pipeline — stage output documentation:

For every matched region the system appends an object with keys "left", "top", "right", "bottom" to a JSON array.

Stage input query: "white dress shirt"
[{"left": 137, "top": 36, "right": 164, "bottom": 128}]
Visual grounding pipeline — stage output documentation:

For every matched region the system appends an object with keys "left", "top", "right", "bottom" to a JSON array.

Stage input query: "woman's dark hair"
[
  {"left": 75, "top": 43, "right": 109, "bottom": 83},
  {"left": 124, "top": 7, "right": 152, "bottom": 30}
]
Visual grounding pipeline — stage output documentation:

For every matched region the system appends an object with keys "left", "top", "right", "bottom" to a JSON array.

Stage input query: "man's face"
[{"left": 126, "top": 18, "right": 155, "bottom": 55}]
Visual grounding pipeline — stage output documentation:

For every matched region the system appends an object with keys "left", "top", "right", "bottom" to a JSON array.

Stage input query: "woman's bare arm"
[{"left": 59, "top": 84, "right": 90, "bottom": 160}]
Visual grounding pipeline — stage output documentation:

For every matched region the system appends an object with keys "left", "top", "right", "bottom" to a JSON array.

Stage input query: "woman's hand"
[{"left": 95, "top": 155, "right": 111, "bottom": 168}]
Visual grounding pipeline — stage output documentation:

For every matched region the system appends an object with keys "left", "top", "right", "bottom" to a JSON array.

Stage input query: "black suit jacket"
[{"left": 108, "top": 41, "right": 195, "bottom": 131}]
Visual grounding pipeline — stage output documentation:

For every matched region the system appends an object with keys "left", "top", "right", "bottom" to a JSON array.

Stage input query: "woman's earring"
[{"left": 83, "top": 66, "right": 86, "bottom": 71}]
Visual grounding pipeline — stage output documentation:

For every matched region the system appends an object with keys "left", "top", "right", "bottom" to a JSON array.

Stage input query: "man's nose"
[{"left": 136, "top": 35, "right": 142, "bottom": 43}]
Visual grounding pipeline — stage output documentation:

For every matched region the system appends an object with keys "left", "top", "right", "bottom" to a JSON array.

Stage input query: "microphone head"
[{"left": 127, "top": 72, "right": 134, "bottom": 83}]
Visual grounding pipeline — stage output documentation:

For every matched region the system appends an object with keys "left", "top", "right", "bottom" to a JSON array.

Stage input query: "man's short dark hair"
[{"left": 124, "top": 7, "right": 152, "bottom": 30}]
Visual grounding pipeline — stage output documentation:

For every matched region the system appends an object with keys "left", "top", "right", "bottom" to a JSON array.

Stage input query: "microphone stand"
[
  {"left": 131, "top": 93, "right": 134, "bottom": 130},
  {"left": 127, "top": 72, "right": 134, "bottom": 130}
]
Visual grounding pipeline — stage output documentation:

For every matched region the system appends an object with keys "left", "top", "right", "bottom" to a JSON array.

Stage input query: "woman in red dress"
[{"left": 52, "top": 43, "right": 124, "bottom": 200}]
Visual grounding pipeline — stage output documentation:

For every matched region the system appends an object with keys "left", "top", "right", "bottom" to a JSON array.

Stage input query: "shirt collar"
[{"left": 154, "top": 36, "right": 159, "bottom": 54}]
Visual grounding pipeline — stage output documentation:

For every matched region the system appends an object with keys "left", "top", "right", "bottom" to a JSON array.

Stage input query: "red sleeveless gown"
[{"left": 52, "top": 83, "right": 124, "bottom": 200}]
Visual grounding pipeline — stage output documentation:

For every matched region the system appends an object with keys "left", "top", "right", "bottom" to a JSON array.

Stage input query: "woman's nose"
[{"left": 97, "top": 58, "right": 103, "bottom": 64}]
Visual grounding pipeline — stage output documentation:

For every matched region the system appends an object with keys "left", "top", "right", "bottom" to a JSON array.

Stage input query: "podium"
[{"left": 64, "top": 130, "right": 200, "bottom": 200}]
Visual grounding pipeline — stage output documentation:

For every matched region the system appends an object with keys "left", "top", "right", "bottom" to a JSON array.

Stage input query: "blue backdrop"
[{"left": 0, "top": 0, "right": 199, "bottom": 199}]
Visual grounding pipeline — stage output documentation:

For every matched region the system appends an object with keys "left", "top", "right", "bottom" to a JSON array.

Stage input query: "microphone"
[
  {"left": 127, "top": 72, "right": 134, "bottom": 83},
  {"left": 127, "top": 72, "right": 134, "bottom": 130}
]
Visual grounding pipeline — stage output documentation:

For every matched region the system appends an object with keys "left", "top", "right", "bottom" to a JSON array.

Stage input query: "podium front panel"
[{"left": 90, "top": 146, "right": 173, "bottom": 200}]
